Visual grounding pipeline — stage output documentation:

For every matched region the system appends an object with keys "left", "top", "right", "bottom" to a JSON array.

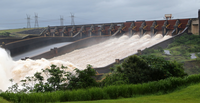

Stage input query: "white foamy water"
[
  {"left": 0, "top": 48, "right": 14, "bottom": 91},
  {"left": 51, "top": 34, "right": 172, "bottom": 68},
  {"left": 0, "top": 33, "right": 172, "bottom": 91},
  {"left": 0, "top": 49, "right": 80, "bottom": 91}
]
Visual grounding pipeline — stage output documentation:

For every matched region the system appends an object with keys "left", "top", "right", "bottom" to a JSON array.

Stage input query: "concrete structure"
[
  {"left": 39, "top": 19, "right": 191, "bottom": 38},
  {"left": 191, "top": 18, "right": 199, "bottom": 35},
  {"left": 1, "top": 18, "right": 193, "bottom": 57},
  {"left": 0, "top": 17, "right": 199, "bottom": 75}
]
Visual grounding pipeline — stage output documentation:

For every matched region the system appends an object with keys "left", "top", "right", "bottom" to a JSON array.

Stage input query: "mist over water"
[
  {"left": 0, "top": 33, "right": 172, "bottom": 91},
  {"left": 0, "top": 48, "right": 14, "bottom": 91}
]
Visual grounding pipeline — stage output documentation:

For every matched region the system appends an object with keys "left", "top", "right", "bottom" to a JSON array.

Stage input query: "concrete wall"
[
  {"left": 0, "top": 38, "right": 22, "bottom": 44},
  {"left": 191, "top": 18, "right": 199, "bottom": 35},
  {"left": 4, "top": 36, "right": 77, "bottom": 56}
]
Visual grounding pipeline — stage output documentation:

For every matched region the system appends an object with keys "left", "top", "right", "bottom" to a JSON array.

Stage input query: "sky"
[{"left": 0, "top": 0, "right": 199, "bottom": 30}]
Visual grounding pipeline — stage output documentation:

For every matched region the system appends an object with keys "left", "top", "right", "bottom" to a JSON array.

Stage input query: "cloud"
[{"left": 0, "top": 0, "right": 199, "bottom": 29}]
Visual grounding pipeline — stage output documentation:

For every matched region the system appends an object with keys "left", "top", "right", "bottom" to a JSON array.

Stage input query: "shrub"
[
  {"left": 1, "top": 74, "right": 200, "bottom": 103},
  {"left": 157, "top": 46, "right": 164, "bottom": 52},
  {"left": 6, "top": 64, "right": 98, "bottom": 93},
  {"left": 66, "top": 65, "right": 98, "bottom": 90},
  {"left": 102, "top": 55, "right": 187, "bottom": 86},
  {"left": 0, "top": 32, "right": 10, "bottom": 37},
  {"left": 143, "top": 48, "right": 155, "bottom": 54}
]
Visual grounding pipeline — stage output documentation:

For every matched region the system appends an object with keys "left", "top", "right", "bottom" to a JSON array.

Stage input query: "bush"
[
  {"left": 143, "top": 48, "right": 155, "bottom": 54},
  {"left": 102, "top": 55, "right": 187, "bottom": 86},
  {"left": 6, "top": 64, "right": 98, "bottom": 93},
  {"left": 0, "top": 32, "right": 10, "bottom": 37},
  {"left": 66, "top": 65, "right": 98, "bottom": 90},
  {"left": 168, "top": 34, "right": 200, "bottom": 50},
  {"left": 1, "top": 74, "right": 200, "bottom": 103},
  {"left": 157, "top": 46, "right": 164, "bottom": 52},
  {"left": 140, "top": 55, "right": 187, "bottom": 79}
]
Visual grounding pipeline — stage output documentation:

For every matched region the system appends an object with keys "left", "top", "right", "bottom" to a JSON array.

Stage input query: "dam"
[{"left": 0, "top": 17, "right": 198, "bottom": 91}]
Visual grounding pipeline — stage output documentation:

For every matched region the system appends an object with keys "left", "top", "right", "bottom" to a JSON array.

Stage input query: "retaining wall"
[
  {"left": 0, "top": 38, "right": 22, "bottom": 44},
  {"left": 5, "top": 36, "right": 79, "bottom": 56}
]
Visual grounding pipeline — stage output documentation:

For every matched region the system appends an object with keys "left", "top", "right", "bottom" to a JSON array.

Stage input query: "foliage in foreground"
[
  {"left": 69, "top": 82, "right": 200, "bottom": 103},
  {"left": 101, "top": 55, "right": 187, "bottom": 86},
  {"left": 1, "top": 73, "right": 200, "bottom": 103},
  {"left": 6, "top": 64, "right": 97, "bottom": 93}
]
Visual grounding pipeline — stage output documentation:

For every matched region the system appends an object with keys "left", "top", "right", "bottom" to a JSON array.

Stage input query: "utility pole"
[
  {"left": 26, "top": 14, "right": 31, "bottom": 28},
  {"left": 60, "top": 15, "right": 64, "bottom": 26},
  {"left": 198, "top": 9, "right": 200, "bottom": 35},
  {"left": 70, "top": 13, "right": 75, "bottom": 25},
  {"left": 34, "top": 13, "right": 39, "bottom": 28}
]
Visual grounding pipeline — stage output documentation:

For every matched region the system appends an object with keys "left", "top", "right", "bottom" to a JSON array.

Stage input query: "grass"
[
  {"left": 67, "top": 82, "right": 200, "bottom": 103},
  {"left": 0, "top": 28, "right": 34, "bottom": 33},
  {"left": 0, "top": 97, "right": 11, "bottom": 103},
  {"left": 0, "top": 28, "right": 44, "bottom": 38}
]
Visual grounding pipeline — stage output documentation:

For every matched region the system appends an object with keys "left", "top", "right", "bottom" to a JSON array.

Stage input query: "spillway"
[
  {"left": 0, "top": 34, "right": 172, "bottom": 91},
  {"left": 51, "top": 34, "right": 171, "bottom": 68}
]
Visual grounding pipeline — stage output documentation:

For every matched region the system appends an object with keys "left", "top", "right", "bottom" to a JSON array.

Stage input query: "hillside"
[
  {"left": 142, "top": 34, "right": 200, "bottom": 75},
  {"left": 0, "top": 28, "right": 45, "bottom": 38}
]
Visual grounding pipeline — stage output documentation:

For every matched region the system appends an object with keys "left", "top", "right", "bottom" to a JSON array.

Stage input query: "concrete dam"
[{"left": 0, "top": 18, "right": 195, "bottom": 91}]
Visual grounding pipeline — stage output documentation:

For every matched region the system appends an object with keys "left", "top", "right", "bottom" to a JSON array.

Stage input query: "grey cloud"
[{"left": 0, "top": 0, "right": 199, "bottom": 29}]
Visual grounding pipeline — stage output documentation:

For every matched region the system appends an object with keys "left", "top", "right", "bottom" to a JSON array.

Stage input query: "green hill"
[
  {"left": 0, "top": 28, "right": 45, "bottom": 38},
  {"left": 143, "top": 34, "right": 200, "bottom": 75}
]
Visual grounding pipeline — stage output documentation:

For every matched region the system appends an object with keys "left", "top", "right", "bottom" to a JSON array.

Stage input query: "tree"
[
  {"left": 102, "top": 55, "right": 187, "bottom": 86},
  {"left": 7, "top": 64, "right": 98, "bottom": 93},
  {"left": 66, "top": 65, "right": 98, "bottom": 90}
]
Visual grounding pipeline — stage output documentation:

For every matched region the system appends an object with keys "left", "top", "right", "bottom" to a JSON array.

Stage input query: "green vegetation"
[
  {"left": 0, "top": 28, "right": 33, "bottom": 33},
  {"left": 6, "top": 64, "right": 97, "bottom": 93},
  {"left": 1, "top": 33, "right": 200, "bottom": 102},
  {"left": 1, "top": 73, "right": 200, "bottom": 103},
  {"left": 0, "top": 28, "right": 43, "bottom": 37},
  {"left": 0, "top": 32, "right": 10, "bottom": 37},
  {"left": 0, "top": 97, "right": 10, "bottom": 103},
  {"left": 142, "top": 34, "right": 200, "bottom": 75},
  {"left": 102, "top": 55, "right": 186, "bottom": 86},
  {"left": 0, "top": 28, "right": 32, "bottom": 37},
  {"left": 0, "top": 55, "right": 191, "bottom": 102},
  {"left": 69, "top": 82, "right": 200, "bottom": 103}
]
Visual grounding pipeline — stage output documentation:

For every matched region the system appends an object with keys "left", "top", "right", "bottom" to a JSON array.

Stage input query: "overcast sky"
[{"left": 0, "top": 0, "right": 199, "bottom": 30}]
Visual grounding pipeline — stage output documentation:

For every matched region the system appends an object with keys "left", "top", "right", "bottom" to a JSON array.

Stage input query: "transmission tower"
[
  {"left": 60, "top": 15, "right": 64, "bottom": 26},
  {"left": 70, "top": 13, "right": 75, "bottom": 25},
  {"left": 34, "top": 13, "right": 39, "bottom": 28},
  {"left": 26, "top": 14, "right": 31, "bottom": 28}
]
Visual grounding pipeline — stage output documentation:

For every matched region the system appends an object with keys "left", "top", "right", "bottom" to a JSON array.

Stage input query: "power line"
[
  {"left": 60, "top": 15, "right": 64, "bottom": 26},
  {"left": 34, "top": 13, "right": 39, "bottom": 28},
  {"left": 70, "top": 13, "right": 75, "bottom": 25},
  {"left": 26, "top": 14, "right": 31, "bottom": 28}
]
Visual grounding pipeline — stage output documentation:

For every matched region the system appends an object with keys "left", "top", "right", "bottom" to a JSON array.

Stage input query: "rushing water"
[
  {"left": 51, "top": 34, "right": 171, "bottom": 68},
  {"left": 0, "top": 34, "right": 172, "bottom": 91}
]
